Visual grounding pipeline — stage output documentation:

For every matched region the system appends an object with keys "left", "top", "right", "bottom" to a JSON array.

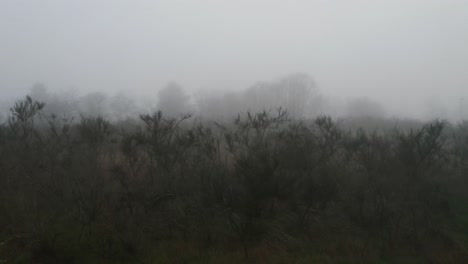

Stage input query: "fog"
[
  {"left": 4, "top": 2, "right": 468, "bottom": 262},
  {"left": 1, "top": 0, "right": 468, "bottom": 120}
]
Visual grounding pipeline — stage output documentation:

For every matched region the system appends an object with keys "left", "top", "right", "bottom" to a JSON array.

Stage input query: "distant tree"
[
  {"left": 243, "top": 73, "right": 321, "bottom": 118},
  {"left": 424, "top": 98, "right": 449, "bottom": 121},
  {"left": 194, "top": 90, "right": 219, "bottom": 118},
  {"left": 109, "top": 92, "right": 137, "bottom": 120},
  {"left": 28, "top": 83, "right": 79, "bottom": 118},
  {"left": 346, "top": 97, "right": 386, "bottom": 118},
  {"left": 157, "top": 82, "right": 192, "bottom": 116},
  {"left": 196, "top": 90, "right": 244, "bottom": 119},
  {"left": 79, "top": 92, "right": 108, "bottom": 117},
  {"left": 29, "top": 83, "right": 49, "bottom": 102}
]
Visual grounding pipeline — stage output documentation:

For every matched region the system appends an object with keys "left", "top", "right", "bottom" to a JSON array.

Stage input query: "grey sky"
[{"left": 1, "top": 0, "right": 468, "bottom": 118}]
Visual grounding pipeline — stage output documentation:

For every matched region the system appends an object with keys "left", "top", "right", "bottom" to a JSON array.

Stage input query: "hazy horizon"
[{"left": 1, "top": 0, "right": 468, "bottom": 120}]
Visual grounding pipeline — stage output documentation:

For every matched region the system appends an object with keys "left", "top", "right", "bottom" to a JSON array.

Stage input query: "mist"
[
  {"left": 4, "top": 2, "right": 468, "bottom": 263},
  {"left": 1, "top": 0, "right": 468, "bottom": 121}
]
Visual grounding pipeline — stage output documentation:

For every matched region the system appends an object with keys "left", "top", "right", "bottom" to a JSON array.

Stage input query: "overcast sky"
[{"left": 1, "top": 0, "right": 468, "bottom": 118}]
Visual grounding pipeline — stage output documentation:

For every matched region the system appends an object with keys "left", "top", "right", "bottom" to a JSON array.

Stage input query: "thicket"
[{"left": 1, "top": 96, "right": 468, "bottom": 263}]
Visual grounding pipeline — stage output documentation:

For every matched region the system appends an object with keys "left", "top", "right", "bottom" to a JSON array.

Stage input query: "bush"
[{"left": 1, "top": 97, "right": 467, "bottom": 263}]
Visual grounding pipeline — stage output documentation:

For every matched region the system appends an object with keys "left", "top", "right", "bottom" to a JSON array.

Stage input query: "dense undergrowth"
[{"left": 1, "top": 96, "right": 468, "bottom": 263}]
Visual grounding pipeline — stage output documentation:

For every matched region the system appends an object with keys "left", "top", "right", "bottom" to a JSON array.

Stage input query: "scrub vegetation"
[{"left": 1, "top": 93, "right": 468, "bottom": 263}]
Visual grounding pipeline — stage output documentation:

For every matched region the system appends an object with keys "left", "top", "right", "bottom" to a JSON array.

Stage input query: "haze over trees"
[
  {"left": 157, "top": 82, "right": 193, "bottom": 117},
  {"left": 0, "top": 72, "right": 464, "bottom": 124},
  {"left": 196, "top": 74, "right": 325, "bottom": 120},
  {"left": 1, "top": 82, "right": 468, "bottom": 262},
  {"left": 345, "top": 97, "right": 386, "bottom": 118},
  {"left": 2, "top": 0, "right": 468, "bottom": 263}
]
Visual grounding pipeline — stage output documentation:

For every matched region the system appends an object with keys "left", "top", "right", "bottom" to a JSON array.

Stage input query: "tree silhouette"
[{"left": 157, "top": 82, "right": 192, "bottom": 116}]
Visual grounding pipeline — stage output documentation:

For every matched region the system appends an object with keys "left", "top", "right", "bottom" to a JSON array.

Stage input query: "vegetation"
[{"left": 1, "top": 95, "right": 468, "bottom": 263}]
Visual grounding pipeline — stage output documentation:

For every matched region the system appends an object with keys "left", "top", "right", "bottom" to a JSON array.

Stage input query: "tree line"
[{"left": 0, "top": 93, "right": 467, "bottom": 263}]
